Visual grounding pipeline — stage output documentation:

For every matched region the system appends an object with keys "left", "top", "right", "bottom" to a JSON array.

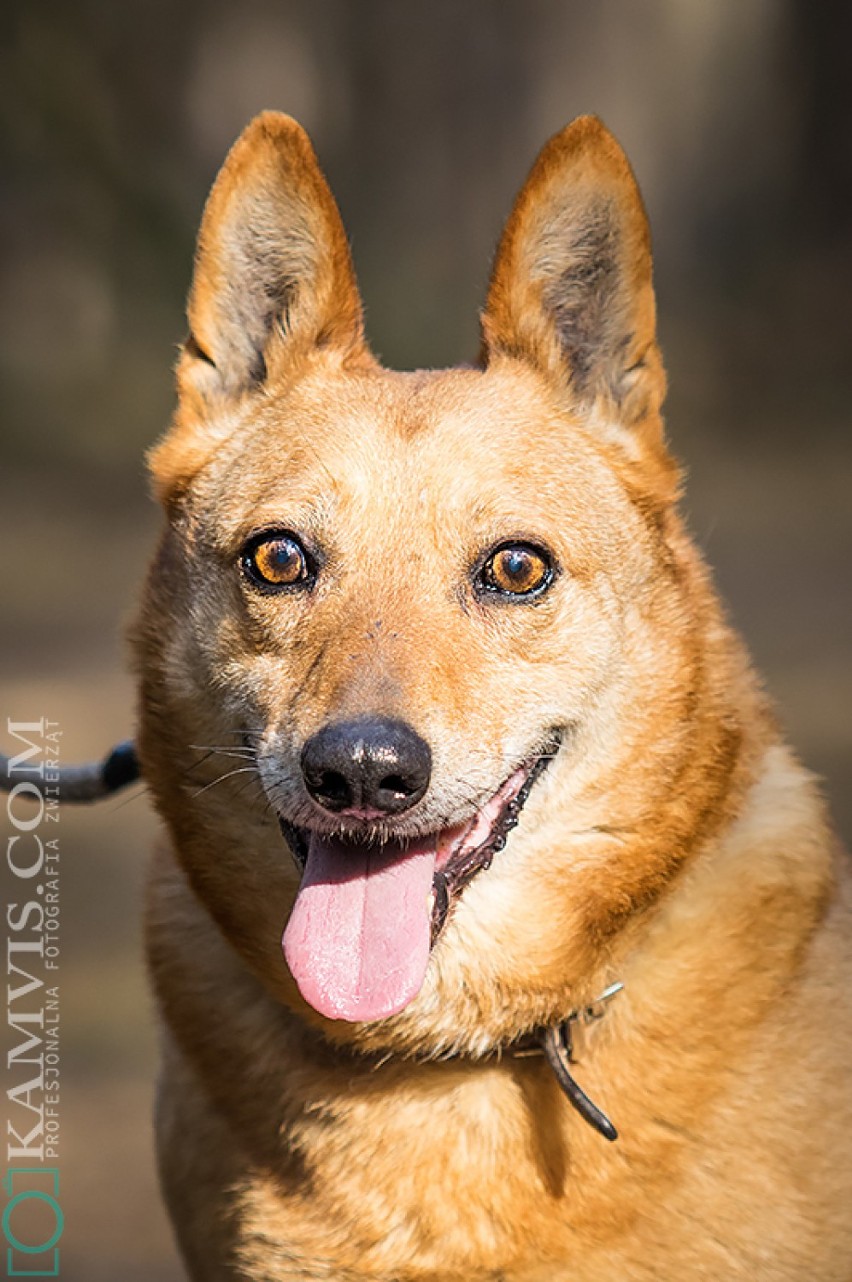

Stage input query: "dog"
[{"left": 130, "top": 112, "right": 852, "bottom": 1280}]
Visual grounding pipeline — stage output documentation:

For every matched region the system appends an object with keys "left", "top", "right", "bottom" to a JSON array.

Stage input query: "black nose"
[{"left": 301, "top": 717, "right": 432, "bottom": 816}]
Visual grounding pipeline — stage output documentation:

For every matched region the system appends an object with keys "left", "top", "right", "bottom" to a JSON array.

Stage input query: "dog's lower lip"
[
  {"left": 277, "top": 731, "right": 562, "bottom": 938},
  {"left": 429, "top": 737, "right": 560, "bottom": 939}
]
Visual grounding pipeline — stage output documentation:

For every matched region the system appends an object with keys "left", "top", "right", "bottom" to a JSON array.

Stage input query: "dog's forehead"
[
  {"left": 204, "top": 359, "right": 632, "bottom": 551},
  {"left": 286, "top": 361, "right": 568, "bottom": 442},
  {"left": 256, "top": 361, "right": 604, "bottom": 484}
]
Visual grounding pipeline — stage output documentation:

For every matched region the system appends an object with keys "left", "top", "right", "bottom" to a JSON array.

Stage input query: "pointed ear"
[
  {"left": 180, "top": 112, "right": 370, "bottom": 407},
  {"left": 481, "top": 116, "right": 665, "bottom": 431}
]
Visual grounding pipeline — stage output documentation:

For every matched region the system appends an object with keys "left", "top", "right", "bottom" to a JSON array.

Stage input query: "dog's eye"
[
  {"left": 241, "top": 533, "right": 313, "bottom": 590},
  {"left": 479, "top": 544, "right": 553, "bottom": 598}
]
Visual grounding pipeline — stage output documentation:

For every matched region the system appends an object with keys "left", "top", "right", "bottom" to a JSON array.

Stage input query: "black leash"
[{"left": 0, "top": 740, "right": 140, "bottom": 801}]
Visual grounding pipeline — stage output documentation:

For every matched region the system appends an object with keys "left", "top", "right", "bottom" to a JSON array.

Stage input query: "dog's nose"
[{"left": 301, "top": 717, "right": 432, "bottom": 816}]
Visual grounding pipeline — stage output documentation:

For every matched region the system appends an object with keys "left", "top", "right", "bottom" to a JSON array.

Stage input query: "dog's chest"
[{"left": 235, "top": 1058, "right": 637, "bottom": 1281}]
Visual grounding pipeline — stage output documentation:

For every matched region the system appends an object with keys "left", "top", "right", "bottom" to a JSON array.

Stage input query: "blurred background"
[{"left": 1, "top": 1, "right": 849, "bottom": 1276}]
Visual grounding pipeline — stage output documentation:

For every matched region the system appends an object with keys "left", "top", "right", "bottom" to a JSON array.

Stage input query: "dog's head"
[{"left": 138, "top": 114, "right": 746, "bottom": 1055}]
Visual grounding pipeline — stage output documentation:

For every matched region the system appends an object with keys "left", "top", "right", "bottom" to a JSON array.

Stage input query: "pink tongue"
[{"left": 282, "top": 832, "right": 437, "bottom": 1022}]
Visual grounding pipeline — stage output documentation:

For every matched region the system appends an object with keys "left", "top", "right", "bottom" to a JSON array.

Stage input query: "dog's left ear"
[{"left": 481, "top": 116, "right": 665, "bottom": 433}]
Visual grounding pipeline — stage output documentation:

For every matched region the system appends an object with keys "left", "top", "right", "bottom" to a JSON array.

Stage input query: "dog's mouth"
[{"left": 277, "top": 735, "right": 559, "bottom": 1025}]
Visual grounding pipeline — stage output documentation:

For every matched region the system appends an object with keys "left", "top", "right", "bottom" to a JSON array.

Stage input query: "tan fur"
[{"left": 132, "top": 112, "right": 852, "bottom": 1280}]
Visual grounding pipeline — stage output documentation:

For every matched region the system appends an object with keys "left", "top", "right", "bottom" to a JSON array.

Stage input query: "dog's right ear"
[{"left": 178, "top": 112, "right": 370, "bottom": 411}]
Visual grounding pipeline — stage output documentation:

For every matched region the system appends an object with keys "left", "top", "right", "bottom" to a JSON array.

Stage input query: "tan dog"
[{"left": 133, "top": 113, "right": 852, "bottom": 1280}]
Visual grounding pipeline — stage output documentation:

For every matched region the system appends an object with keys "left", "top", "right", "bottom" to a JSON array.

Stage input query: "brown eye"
[
  {"left": 479, "top": 543, "right": 553, "bottom": 598},
  {"left": 241, "top": 533, "right": 313, "bottom": 591}
]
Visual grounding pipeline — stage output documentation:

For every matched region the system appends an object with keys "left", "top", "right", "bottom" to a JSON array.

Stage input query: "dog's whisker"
[
  {"left": 189, "top": 743, "right": 258, "bottom": 760},
  {"left": 203, "top": 727, "right": 266, "bottom": 740},
  {"left": 232, "top": 774, "right": 266, "bottom": 801},
  {"left": 191, "top": 766, "right": 260, "bottom": 800},
  {"left": 182, "top": 748, "right": 217, "bottom": 774},
  {"left": 108, "top": 783, "right": 151, "bottom": 812}
]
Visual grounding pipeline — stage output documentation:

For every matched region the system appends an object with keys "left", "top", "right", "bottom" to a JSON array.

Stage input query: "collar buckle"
[{"left": 566, "top": 980, "right": 624, "bottom": 1062}]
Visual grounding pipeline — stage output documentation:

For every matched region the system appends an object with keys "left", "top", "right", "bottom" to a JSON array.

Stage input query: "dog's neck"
[{"left": 317, "top": 981, "right": 626, "bottom": 1142}]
